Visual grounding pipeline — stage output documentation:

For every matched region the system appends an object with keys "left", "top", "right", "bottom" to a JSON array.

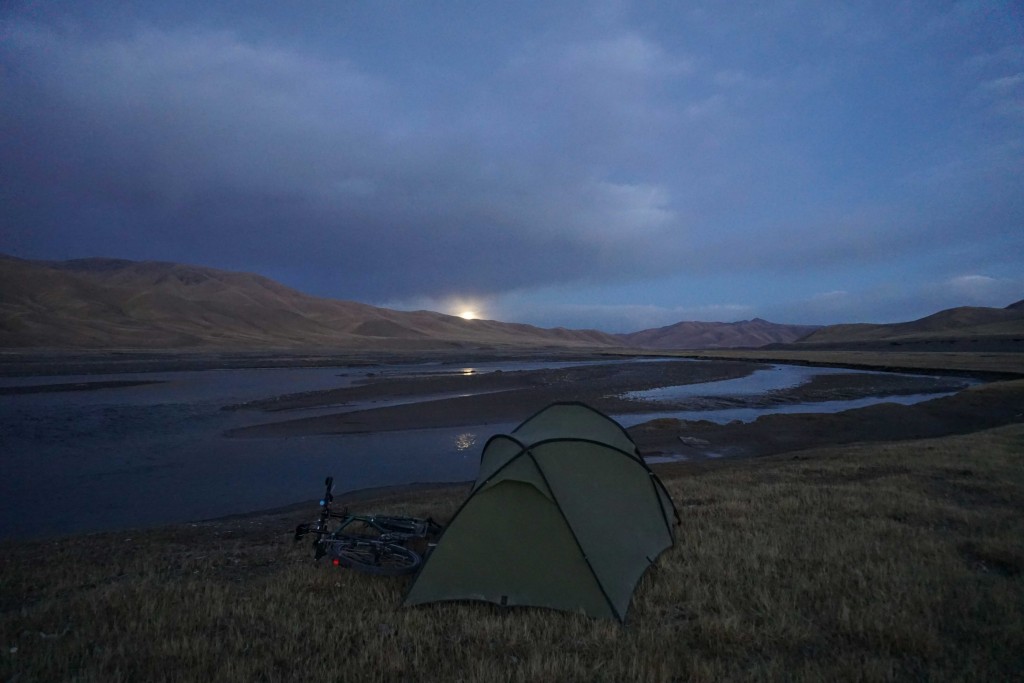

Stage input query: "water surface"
[{"left": 0, "top": 359, "right": 968, "bottom": 539}]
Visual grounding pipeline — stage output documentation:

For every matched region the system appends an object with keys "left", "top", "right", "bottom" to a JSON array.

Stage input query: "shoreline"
[
  {"left": 5, "top": 346, "right": 1023, "bottom": 379},
  {"left": 198, "top": 480, "right": 475, "bottom": 526},
  {"left": 225, "top": 360, "right": 972, "bottom": 438},
  {"left": 225, "top": 359, "right": 763, "bottom": 437},
  {"left": 631, "top": 378, "right": 1024, "bottom": 458},
  {"left": 0, "top": 379, "right": 167, "bottom": 394},
  {"left": 0, "top": 348, "right": 642, "bottom": 378},
  {"left": 674, "top": 348, "right": 1024, "bottom": 380},
  {"left": 5, "top": 424, "right": 1021, "bottom": 680}
]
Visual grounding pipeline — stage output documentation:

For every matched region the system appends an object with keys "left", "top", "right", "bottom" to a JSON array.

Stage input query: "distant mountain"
[
  {"left": 617, "top": 318, "right": 821, "bottom": 349},
  {"left": 784, "top": 300, "right": 1024, "bottom": 352},
  {"left": 0, "top": 255, "right": 623, "bottom": 350},
  {"left": 8, "top": 253, "right": 1014, "bottom": 353},
  {"left": 1001, "top": 298, "right": 1023, "bottom": 311}
]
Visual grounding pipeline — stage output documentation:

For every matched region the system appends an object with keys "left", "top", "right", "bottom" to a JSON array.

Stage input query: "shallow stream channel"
[{"left": 0, "top": 357, "right": 976, "bottom": 539}]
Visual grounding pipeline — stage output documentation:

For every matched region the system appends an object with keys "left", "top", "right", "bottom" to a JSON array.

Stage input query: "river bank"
[
  {"left": 225, "top": 359, "right": 968, "bottom": 438},
  {"left": 631, "top": 378, "right": 1024, "bottom": 458}
]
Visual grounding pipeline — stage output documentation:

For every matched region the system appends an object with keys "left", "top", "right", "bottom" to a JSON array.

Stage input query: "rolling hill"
[
  {"left": 0, "top": 256, "right": 623, "bottom": 350},
  {"left": 779, "top": 300, "right": 1024, "bottom": 352},
  {"left": 618, "top": 318, "right": 820, "bottom": 349},
  {"left": 4, "top": 254, "right": 1018, "bottom": 353}
]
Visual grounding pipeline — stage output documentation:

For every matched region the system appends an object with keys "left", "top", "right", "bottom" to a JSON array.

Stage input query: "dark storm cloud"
[{"left": 0, "top": 21, "right": 688, "bottom": 300}]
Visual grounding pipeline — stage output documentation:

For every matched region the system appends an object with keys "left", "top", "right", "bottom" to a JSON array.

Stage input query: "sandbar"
[{"left": 226, "top": 359, "right": 972, "bottom": 440}]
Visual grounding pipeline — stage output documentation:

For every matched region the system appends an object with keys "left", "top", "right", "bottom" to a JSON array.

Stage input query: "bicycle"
[{"left": 294, "top": 476, "right": 442, "bottom": 576}]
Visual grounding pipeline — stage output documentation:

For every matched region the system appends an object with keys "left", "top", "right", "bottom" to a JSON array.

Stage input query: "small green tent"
[{"left": 404, "top": 402, "right": 677, "bottom": 621}]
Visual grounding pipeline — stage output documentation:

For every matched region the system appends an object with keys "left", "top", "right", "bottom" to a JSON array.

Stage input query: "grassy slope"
[
  {"left": 2, "top": 425, "right": 1022, "bottom": 681},
  {"left": 0, "top": 257, "right": 623, "bottom": 350}
]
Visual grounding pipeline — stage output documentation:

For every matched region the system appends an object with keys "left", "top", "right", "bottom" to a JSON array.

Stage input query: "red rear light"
[{"left": 332, "top": 558, "right": 340, "bottom": 566}]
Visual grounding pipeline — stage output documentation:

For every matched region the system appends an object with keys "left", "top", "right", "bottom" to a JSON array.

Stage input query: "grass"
[{"left": 3, "top": 425, "right": 1023, "bottom": 681}]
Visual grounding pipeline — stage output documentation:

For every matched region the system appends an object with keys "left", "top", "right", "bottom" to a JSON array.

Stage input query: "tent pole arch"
[{"left": 403, "top": 401, "right": 677, "bottom": 621}]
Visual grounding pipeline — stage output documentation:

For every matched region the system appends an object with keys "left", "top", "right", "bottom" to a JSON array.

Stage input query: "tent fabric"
[{"left": 404, "top": 402, "right": 677, "bottom": 621}]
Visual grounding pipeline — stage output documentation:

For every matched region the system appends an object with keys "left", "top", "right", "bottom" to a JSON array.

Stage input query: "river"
[{"left": 0, "top": 358, "right": 972, "bottom": 539}]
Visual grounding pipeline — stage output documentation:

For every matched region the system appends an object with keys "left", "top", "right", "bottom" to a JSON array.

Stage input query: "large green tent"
[{"left": 404, "top": 402, "right": 677, "bottom": 621}]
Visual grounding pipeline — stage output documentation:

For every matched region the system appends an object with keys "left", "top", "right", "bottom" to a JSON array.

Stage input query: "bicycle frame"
[{"left": 294, "top": 476, "right": 441, "bottom": 560}]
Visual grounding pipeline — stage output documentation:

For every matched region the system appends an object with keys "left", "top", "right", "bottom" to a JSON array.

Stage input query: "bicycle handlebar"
[
  {"left": 294, "top": 474, "right": 338, "bottom": 542},
  {"left": 295, "top": 474, "right": 441, "bottom": 550}
]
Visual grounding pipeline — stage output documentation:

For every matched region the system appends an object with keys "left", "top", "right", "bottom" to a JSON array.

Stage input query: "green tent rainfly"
[{"left": 404, "top": 402, "right": 678, "bottom": 621}]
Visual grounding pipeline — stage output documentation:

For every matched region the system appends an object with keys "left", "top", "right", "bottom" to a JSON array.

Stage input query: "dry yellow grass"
[{"left": 2, "top": 426, "right": 1023, "bottom": 681}]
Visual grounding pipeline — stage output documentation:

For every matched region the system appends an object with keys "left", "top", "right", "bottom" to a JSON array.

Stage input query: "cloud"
[
  {"left": 511, "top": 272, "right": 1022, "bottom": 331},
  {"left": 944, "top": 274, "right": 1019, "bottom": 305},
  {"left": 496, "top": 30, "right": 697, "bottom": 168},
  {"left": 762, "top": 276, "right": 1023, "bottom": 325},
  {"left": 556, "top": 32, "right": 693, "bottom": 79},
  {"left": 0, "top": 21, "right": 691, "bottom": 301},
  {"left": 964, "top": 45, "right": 1024, "bottom": 73},
  {"left": 486, "top": 300, "right": 756, "bottom": 333},
  {"left": 7, "top": 24, "right": 390, "bottom": 194},
  {"left": 971, "top": 70, "right": 1024, "bottom": 121},
  {"left": 948, "top": 274, "right": 996, "bottom": 288},
  {"left": 981, "top": 73, "right": 1024, "bottom": 92}
]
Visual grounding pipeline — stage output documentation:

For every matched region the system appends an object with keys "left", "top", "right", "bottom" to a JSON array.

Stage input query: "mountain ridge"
[
  {"left": 796, "top": 301, "right": 1024, "bottom": 345},
  {"left": 0, "top": 255, "right": 621, "bottom": 350},
  {"left": 3, "top": 254, "right": 1018, "bottom": 352},
  {"left": 616, "top": 317, "right": 820, "bottom": 349},
  {"left": 772, "top": 299, "right": 1024, "bottom": 352}
]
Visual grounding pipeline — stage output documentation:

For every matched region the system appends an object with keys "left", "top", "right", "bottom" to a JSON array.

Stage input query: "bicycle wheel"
[{"left": 327, "top": 538, "right": 421, "bottom": 576}]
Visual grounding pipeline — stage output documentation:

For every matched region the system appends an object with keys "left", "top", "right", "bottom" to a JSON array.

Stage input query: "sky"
[{"left": 1, "top": 1, "right": 1022, "bottom": 332}]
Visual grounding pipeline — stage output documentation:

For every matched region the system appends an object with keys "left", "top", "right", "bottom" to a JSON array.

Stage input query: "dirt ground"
[
  {"left": 631, "top": 379, "right": 1024, "bottom": 458},
  {"left": 6, "top": 349, "right": 1021, "bottom": 464},
  {"left": 225, "top": 359, "right": 761, "bottom": 436}
]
